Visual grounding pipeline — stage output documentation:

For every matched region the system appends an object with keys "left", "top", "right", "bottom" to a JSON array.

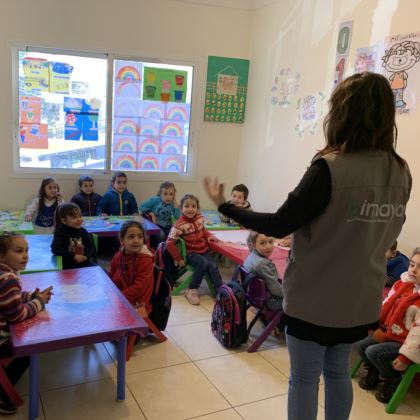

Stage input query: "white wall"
[
  {"left": 238, "top": 0, "right": 420, "bottom": 254},
  {"left": 0, "top": 0, "right": 250, "bottom": 209}
]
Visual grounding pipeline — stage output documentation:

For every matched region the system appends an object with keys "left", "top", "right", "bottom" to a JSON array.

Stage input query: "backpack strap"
[{"left": 221, "top": 285, "right": 241, "bottom": 325}]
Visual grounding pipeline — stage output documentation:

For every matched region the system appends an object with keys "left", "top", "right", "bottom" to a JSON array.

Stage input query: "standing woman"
[{"left": 204, "top": 72, "right": 412, "bottom": 420}]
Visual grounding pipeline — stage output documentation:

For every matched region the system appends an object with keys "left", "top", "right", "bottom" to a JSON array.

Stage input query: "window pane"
[
  {"left": 112, "top": 60, "right": 193, "bottom": 173},
  {"left": 18, "top": 50, "right": 107, "bottom": 170}
]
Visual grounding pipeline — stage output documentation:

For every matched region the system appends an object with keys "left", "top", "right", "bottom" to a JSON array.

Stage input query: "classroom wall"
[
  {"left": 237, "top": 0, "right": 420, "bottom": 253},
  {"left": 0, "top": 0, "right": 251, "bottom": 209}
]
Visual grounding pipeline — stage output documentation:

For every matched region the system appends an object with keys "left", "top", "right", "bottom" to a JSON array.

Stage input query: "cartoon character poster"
[
  {"left": 354, "top": 46, "right": 378, "bottom": 73},
  {"left": 381, "top": 31, "right": 420, "bottom": 114}
]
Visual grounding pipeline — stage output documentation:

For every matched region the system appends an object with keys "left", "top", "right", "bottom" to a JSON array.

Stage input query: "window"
[{"left": 15, "top": 48, "right": 194, "bottom": 174}]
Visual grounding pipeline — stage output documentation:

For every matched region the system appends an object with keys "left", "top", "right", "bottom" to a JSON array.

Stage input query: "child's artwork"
[
  {"left": 49, "top": 62, "right": 73, "bottom": 94},
  {"left": 141, "top": 100, "right": 166, "bottom": 120},
  {"left": 294, "top": 91, "right": 327, "bottom": 138},
  {"left": 270, "top": 68, "right": 300, "bottom": 107},
  {"left": 114, "top": 98, "right": 142, "bottom": 117},
  {"left": 333, "top": 21, "right": 353, "bottom": 87},
  {"left": 381, "top": 31, "right": 420, "bottom": 115},
  {"left": 63, "top": 97, "right": 99, "bottom": 140},
  {"left": 139, "top": 118, "right": 160, "bottom": 137},
  {"left": 138, "top": 137, "right": 159, "bottom": 154},
  {"left": 115, "top": 61, "right": 143, "bottom": 82},
  {"left": 64, "top": 112, "right": 83, "bottom": 140},
  {"left": 143, "top": 67, "right": 187, "bottom": 103},
  {"left": 204, "top": 56, "right": 249, "bottom": 123},
  {"left": 165, "top": 103, "right": 190, "bottom": 122},
  {"left": 160, "top": 137, "right": 184, "bottom": 155},
  {"left": 114, "top": 117, "right": 140, "bottom": 135},
  {"left": 0, "top": 210, "right": 33, "bottom": 234},
  {"left": 113, "top": 135, "right": 138, "bottom": 153},
  {"left": 20, "top": 96, "right": 42, "bottom": 124},
  {"left": 137, "top": 153, "right": 161, "bottom": 171},
  {"left": 161, "top": 154, "right": 185, "bottom": 172},
  {"left": 160, "top": 121, "right": 185, "bottom": 138},
  {"left": 22, "top": 57, "right": 50, "bottom": 94},
  {"left": 19, "top": 123, "right": 48, "bottom": 149},
  {"left": 114, "top": 80, "right": 142, "bottom": 99},
  {"left": 82, "top": 114, "right": 99, "bottom": 141},
  {"left": 112, "top": 152, "right": 138, "bottom": 170},
  {"left": 354, "top": 46, "right": 378, "bottom": 73},
  {"left": 64, "top": 97, "right": 84, "bottom": 113}
]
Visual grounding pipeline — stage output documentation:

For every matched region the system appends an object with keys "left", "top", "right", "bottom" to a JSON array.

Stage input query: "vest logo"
[{"left": 347, "top": 200, "right": 405, "bottom": 222}]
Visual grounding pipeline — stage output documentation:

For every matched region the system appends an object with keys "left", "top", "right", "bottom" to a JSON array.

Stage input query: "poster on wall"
[
  {"left": 142, "top": 67, "right": 187, "bottom": 103},
  {"left": 354, "top": 46, "right": 378, "bottom": 73},
  {"left": 270, "top": 67, "right": 300, "bottom": 108},
  {"left": 294, "top": 91, "right": 327, "bottom": 138},
  {"left": 333, "top": 21, "right": 353, "bottom": 88},
  {"left": 204, "top": 56, "right": 249, "bottom": 123},
  {"left": 381, "top": 31, "right": 420, "bottom": 115}
]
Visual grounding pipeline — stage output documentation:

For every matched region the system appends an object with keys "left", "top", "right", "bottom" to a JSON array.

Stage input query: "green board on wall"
[{"left": 143, "top": 67, "right": 187, "bottom": 103}]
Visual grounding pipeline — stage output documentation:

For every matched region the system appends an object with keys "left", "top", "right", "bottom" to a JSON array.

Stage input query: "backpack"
[
  {"left": 156, "top": 241, "right": 179, "bottom": 287},
  {"left": 211, "top": 271, "right": 248, "bottom": 348},
  {"left": 148, "top": 243, "right": 172, "bottom": 330}
]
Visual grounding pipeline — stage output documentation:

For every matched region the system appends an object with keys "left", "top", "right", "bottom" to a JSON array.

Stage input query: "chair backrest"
[{"left": 239, "top": 266, "right": 269, "bottom": 310}]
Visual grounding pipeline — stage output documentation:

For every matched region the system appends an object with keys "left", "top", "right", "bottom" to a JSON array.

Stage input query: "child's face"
[
  {"left": 45, "top": 182, "right": 59, "bottom": 200},
  {"left": 0, "top": 237, "right": 29, "bottom": 271},
  {"left": 62, "top": 211, "right": 83, "bottom": 229},
  {"left": 254, "top": 234, "right": 274, "bottom": 258},
  {"left": 231, "top": 190, "right": 246, "bottom": 206},
  {"left": 408, "top": 254, "right": 420, "bottom": 285},
  {"left": 81, "top": 181, "right": 94, "bottom": 195},
  {"left": 182, "top": 199, "right": 198, "bottom": 218},
  {"left": 121, "top": 226, "right": 144, "bottom": 254},
  {"left": 112, "top": 176, "right": 127, "bottom": 194},
  {"left": 161, "top": 188, "right": 175, "bottom": 204}
]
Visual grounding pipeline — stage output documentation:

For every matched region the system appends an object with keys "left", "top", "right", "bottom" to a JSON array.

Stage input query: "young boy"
[
  {"left": 70, "top": 176, "right": 102, "bottom": 217},
  {"left": 219, "top": 184, "right": 251, "bottom": 224},
  {"left": 385, "top": 241, "right": 409, "bottom": 287}
]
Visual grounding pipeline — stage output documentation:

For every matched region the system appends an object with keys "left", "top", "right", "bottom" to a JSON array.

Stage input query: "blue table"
[{"left": 23, "top": 235, "right": 62, "bottom": 274}]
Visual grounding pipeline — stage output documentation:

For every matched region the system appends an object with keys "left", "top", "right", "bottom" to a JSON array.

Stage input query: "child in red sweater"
[
  {"left": 166, "top": 194, "right": 222, "bottom": 305},
  {"left": 109, "top": 221, "right": 154, "bottom": 314}
]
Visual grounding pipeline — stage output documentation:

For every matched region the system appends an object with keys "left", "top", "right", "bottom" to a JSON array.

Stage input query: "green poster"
[
  {"left": 204, "top": 56, "right": 249, "bottom": 123},
  {"left": 143, "top": 67, "right": 187, "bottom": 103}
]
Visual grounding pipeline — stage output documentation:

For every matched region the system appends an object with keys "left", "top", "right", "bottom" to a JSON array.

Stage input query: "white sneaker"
[{"left": 185, "top": 288, "right": 200, "bottom": 305}]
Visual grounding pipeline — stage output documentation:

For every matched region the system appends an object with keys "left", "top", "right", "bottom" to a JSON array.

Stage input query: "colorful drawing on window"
[
  {"left": 138, "top": 137, "right": 160, "bottom": 153},
  {"left": 137, "top": 154, "right": 160, "bottom": 171},
  {"left": 294, "top": 91, "right": 327, "bottom": 138},
  {"left": 49, "top": 62, "right": 73, "bottom": 94},
  {"left": 160, "top": 121, "right": 184, "bottom": 137},
  {"left": 270, "top": 67, "right": 300, "bottom": 107},
  {"left": 381, "top": 31, "right": 420, "bottom": 115},
  {"left": 64, "top": 97, "right": 84, "bottom": 113},
  {"left": 113, "top": 136, "right": 138, "bottom": 152},
  {"left": 115, "top": 61, "right": 143, "bottom": 81},
  {"left": 22, "top": 57, "right": 50, "bottom": 94},
  {"left": 82, "top": 114, "right": 99, "bottom": 141},
  {"left": 354, "top": 46, "right": 378, "bottom": 73},
  {"left": 65, "top": 112, "right": 83, "bottom": 140},
  {"left": 160, "top": 137, "right": 184, "bottom": 155},
  {"left": 333, "top": 21, "right": 353, "bottom": 88},
  {"left": 141, "top": 100, "right": 165, "bottom": 120},
  {"left": 142, "top": 68, "right": 187, "bottom": 103},
  {"left": 19, "top": 123, "right": 48, "bottom": 149},
  {"left": 204, "top": 56, "right": 249, "bottom": 123},
  {"left": 114, "top": 117, "right": 140, "bottom": 135},
  {"left": 115, "top": 80, "right": 142, "bottom": 98},
  {"left": 139, "top": 118, "right": 160, "bottom": 137},
  {"left": 114, "top": 98, "right": 142, "bottom": 117},
  {"left": 113, "top": 152, "right": 138, "bottom": 170},
  {"left": 161, "top": 155, "right": 185, "bottom": 172},
  {"left": 165, "top": 103, "right": 190, "bottom": 121},
  {"left": 20, "top": 96, "right": 42, "bottom": 124}
]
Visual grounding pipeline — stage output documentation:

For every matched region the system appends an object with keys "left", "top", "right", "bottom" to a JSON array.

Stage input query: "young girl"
[
  {"left": 166, "top": 194, "right": 222, "bottom": 305},
  {"left": 355, "top": 247, "right": 420, "bottom": 404},
  {"left": 25, "top": 177, "right": 63, "bottom": 234},
  {"left": 51, "top": 203, "right": 96, "bottom": 270},
  {"left": 140, "top": 181, "right": 181, "bottom": 246},
  {"left": 109, "top": 221, "right": 154, "bottom": 313},
  {"left": 96, "top": 172, "right": 138, "bottom": 216},
  {"left": 0, "top": 232, "right": 52, "bottom": 414},
  {"left": 244, "top": 231, "right": 283, "bottom": 311}
]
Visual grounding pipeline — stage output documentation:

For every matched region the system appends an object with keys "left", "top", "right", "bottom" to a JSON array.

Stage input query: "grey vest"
[{"left": 283, "top": 151, "right": 412, "bottom": 328}]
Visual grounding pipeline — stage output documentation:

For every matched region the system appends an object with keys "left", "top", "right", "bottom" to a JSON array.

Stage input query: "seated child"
[
  {"left": 51, "top": 203, "right": 96, "bottom": 269},
  {"left": 354, "top": 247, "right": 420, "bottom": 403},
  {"left": 166, "top": 194, "right": 222, "bottom": 305},
  {"left": 385, "top": 241, "right": 409, "bottom": 287},
  {"left": 243, "top": 231, "right": 283, "bottom": 311},
  {"left": 0, "top": 232, "right": 52, "bottom": 414},
  {"left": 70, "top": 175, "right": 102, "bottom": 217},
  {"left": 96, "top": 172, "right": 138, "bottom": 216},
  {"left": 140, "top": 181, "right": 181, "bottom": 246},
  {"left": 220, "top": 184, "right": 251, "bottom": 224},
  {"left": 109, "top": 221, "right": 154, "bottom": 313},
  {"left": 24, "top": 177, "right": 63, "bottom": 234}
]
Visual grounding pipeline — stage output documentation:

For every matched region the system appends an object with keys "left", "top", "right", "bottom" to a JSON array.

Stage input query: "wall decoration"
[
  {"left": 137, "top": 154, "right": 160, "bottom": 171},
  {"left": 270, "top": 67, "right": 300, "bottom": 107},
  {"left": 113, "top": 152, "right": 138, "bottom": 170},
  {"left": 115, "top": 61, "right": 142, "bottom": 81},
  {"left": 49, "top": 62, "right": 73, "bottom": 94},
  {"left": 161, "top": 154, "right": 185, "bottom": 172},
  {"left": 294, "top": 91, "right": 327, "bottom": 137},
  {"left": 354, "top": 46, "right": 378, "bottom": 73},
  {"left": 20, "top": 96, "right": 42, "bottom": 123},
  {"left": 114, "top": 98, "right": 142, "bottom": 117},
  {"left": 160, "top": 137, "right": 184, "bottom": 154},
  {"left": 115, "top": 80, "right": 142, "bottom": 98},
  {"left": 141, "top": 100, "right": 166, "bottom": 120},
  {"left": 143, "top": 67, "right": 187, "bottom": 103},
  {"left": 204, "top": 56, "right": 249, "bottom": 123},
  {"left": 333, "top": 21, "right": 353, "bottom": 87},
  {"left": 165, "top": 103, "right": 190, "bottom": 121},
  {"left": 113, "top": 136, "right": 138, "bottom": 152},
  {"left": 139, "top": 118, "right": 160, "bottom": 137},
  {"left": 114, "top": 117, "right": 140, "bottom": 135},
  {"left": 381, "top": 31, "right": 420, "bottom": 115},
  {"left": 63, "top": 97, "right": 99, "bottom": 141},
  {"left": 19, "top": 123, "right": 48, "bottom": 149},
  {"left": 22, "top": 57, "right": 49, "bottom": 94},
  {"left": 64, "top": 112, "right": 83, "bottom": 140},
  {"left": 138, "top": 137, "right": 159, "bottom": 154}
]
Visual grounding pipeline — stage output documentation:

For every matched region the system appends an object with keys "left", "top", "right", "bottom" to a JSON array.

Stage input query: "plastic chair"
[
  {"left": 0, "top": 359, "right": 24, "bottom": 407},
  {"left": 171, "top": 239, "right": 217, "bottom": 297},
  {"left": 351, "top": 357, "right": 420, "bottom": 413},
  {"left": 238, "top": 266, "right": 283, "bottom": 353}
]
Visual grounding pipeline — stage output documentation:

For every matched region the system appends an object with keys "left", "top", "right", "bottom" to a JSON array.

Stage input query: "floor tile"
[
  {"left": 41, "top": 379, "right": 145, "bottom": 420},
  {"left": 188, "top": 408, "right": 243, "bottom": 419},
  {"left": 127, "top": 362, "right": 229, "bottom": 420},
  {"left": 167, "top": 295, "right": 212, "bottom": 326},
  {"left": 11, "top": 398, "right": 45, "bottom": 420},
  {"left": 259, "top": 346, "right": 290, "bottom": 377},
  {"left": 196, "top": 352, "right": 289, "bottom": 406}
]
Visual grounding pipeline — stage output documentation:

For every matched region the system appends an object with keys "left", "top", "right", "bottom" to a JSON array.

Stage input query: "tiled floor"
[{"left": 13, "top": 265, "right": 420, "bottom": 419}]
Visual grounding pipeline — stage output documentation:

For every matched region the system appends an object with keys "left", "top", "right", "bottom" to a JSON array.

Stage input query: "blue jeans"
[
  {"left": 286, "top": 333, "right": 353, "bottom": 420},
  {"left": 354, "top": 335, "right": 401, "bottom": 378},
  {"left": 186, "top": 252, "right": 222, "bottom": 290}
]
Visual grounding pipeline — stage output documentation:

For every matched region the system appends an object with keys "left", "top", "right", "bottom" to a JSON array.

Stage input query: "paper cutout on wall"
[
  {"left": 49, "top": 62, "right": 73, "bottom": 94},
  {"left": 160, "top": 137, "right": 184, "bottom": 154},
  {"left": 82, "top": 114, "right": 99, "bottom": 141},
  {"left": 138, "top": 137, "right": 160, "bottom": 153},
  {"left": 142, "top": 67, "right": 187, "bottom": 103},
  {"left": 22, "top": 57, "right": 49, "bottom": 94},
  {"left": 137, "top": 153, "right": 160, "bottom": 171},
  {"left": 141, "top": 100, "right": 165, "bottom": 120},
  {"left": 139, "top": 118, "right": 160, "bottom": 137},
  {"left": 115, "top": 61, "right": 143, "bottom": 81},
  {"left": 113, "top": 136, "right": 138, "bottom": 152},
  {"left": 160, "top": 121, "right": 185, "bottom": 137},
  {"left": 113, "top": 152, "right": 138, "bottom": 170},
  {"left": 20, "top": 96, "right": 42, "bottom": 123},
  {"left": 333, "top": 21, "right": 353, "bottom": 87},
  {"left": 114, "top": 98, "right": 142, "bottom": 117},
  {"left": 161, "top": 154, "right": 186, "bottom": 172},
  {"left": 294, "top": 92, "right": 327, "bottom": 137},
  {"left": 354, "top": 46, "right": 378, "bottom": 73},
  {"left": 64, "top": 97, "right": 84, "bottom": 113},
  {"left": 114, "top": 80, "right": 142, "bottom": 99},
  {"left": 19, "top": 123, "right": 48, "bottom": 149},
  {"left": 270, "top": 68, "right": 301, "bottom": 107},
  {"left": 82, "top": 98, "right": 101, "bottom": 114},
  {"left": 165, "top": 103, "right": 190, "bottom": 121},
  {"left": 65, "top": 112, "right": 83, "bottom": 140},
  {"left": 114, "top": 117, "right": 140, "bottom": 135}
]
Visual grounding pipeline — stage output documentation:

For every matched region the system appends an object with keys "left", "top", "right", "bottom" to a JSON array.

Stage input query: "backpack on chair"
[{"left": 211, "top": 266, "right": 248, "bottom": 348}]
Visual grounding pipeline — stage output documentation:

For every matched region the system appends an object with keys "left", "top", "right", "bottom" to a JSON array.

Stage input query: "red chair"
[
  {"left": 0, "top": 359, "right": 24, "bottom": 407},
  {"left": 238, "top": 266, "right": 283, "bottom": 353}
]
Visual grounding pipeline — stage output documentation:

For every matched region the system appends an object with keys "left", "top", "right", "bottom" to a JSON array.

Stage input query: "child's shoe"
[
  {"left": 185, "top": 288, "right": 200, "bottom": 305},
  {"left": 375, "top": 376, "right": 401, "bottom": 403},
  {"left": 358, "top": 365, "right": 382, "bottom": 390},
  {"left": 0, "top": 399, "right": 17, "bottom": 415}
]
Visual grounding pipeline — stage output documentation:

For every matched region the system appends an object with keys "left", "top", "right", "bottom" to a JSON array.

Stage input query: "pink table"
[
  {"left": 209, "top": 230, "right": 289, "bottom": 277},
  {"left": 10, "top": 266, "right": 147, "bottom": 420}
]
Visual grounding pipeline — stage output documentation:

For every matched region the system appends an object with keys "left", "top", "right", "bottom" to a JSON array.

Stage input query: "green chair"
[
  {"left": 171, "top": 239, "right": 217, "bottom": 297},
  {"left": 351, "top": 357, "right": 420, "bottom": 413}
]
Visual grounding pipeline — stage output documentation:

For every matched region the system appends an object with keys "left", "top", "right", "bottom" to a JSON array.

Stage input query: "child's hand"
[
  {"left": 208, "top": 236, "right": 218, "bottom": 243},
  {"left": 177, "top": 260, "right": 186, "bottom": 268},
  {"left": 150, "top": 213, "right": 158, "bottom": 224},
  {"left": 392, "top": 358, "right": 409, "bottom": 371},
  {"left": 56, "top": 192, "right": 62, "bottom": 201},
  {"left": 74, "top": 254, "right": 87, "bottom": 263},
  {"left": 33, "top": 286, "right": 53, "bottom": 304},
  {"left": 24, "top": 214, "right": 32, "bottom": 222},
  {"left": 203, "top": 176, "right": 227, "bottom": 207}
]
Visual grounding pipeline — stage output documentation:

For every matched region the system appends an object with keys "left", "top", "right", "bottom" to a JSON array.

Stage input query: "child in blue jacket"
[
  {"left": 385, "top": 241, "right": 409, "bottom": 287},
  {"left": 96, "top": 172, "right": 138, "bottom": 216}
]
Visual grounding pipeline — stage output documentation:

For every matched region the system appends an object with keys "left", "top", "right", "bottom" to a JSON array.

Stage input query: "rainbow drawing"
[
  {"left": 162, "top": 156, "right": 185, "bottom": 172},
  {"left": 161, "top": 139, "right": 183, "bottom": 154},
  {"left": 113, "top": 136, "right": 137, "bottom": 152},
  {"left": 165, "top": 104, "right": 190, "bottom": 121},
  {"left": 113, "top": 153, "right": 137, "bottom": 169},
  {"left": 142, "top": 101, "right": 165, "bottom": 120},
  {"left": 115, "top": 81, "right": 142, "bottom": 98},
  {"left": 115, "top": 119, "right": 139, "bottom": 135},
  {"left": 114, "top": 98, "right": 141, "bottom": 117},
  {"left": 160, "top": 122, "right": 184, "bottom": 137},
  {"left": 116, "top": 65, "right": 141, "bottom": 81},
  {"left": 140, "top": 122, "right": 159, "bottom": 137},
  {"left": 138, "top": 155, "right": 160, "bottom": 171},
  {"left": 138, "top": 138, "right": 159, "bottom": 153}
]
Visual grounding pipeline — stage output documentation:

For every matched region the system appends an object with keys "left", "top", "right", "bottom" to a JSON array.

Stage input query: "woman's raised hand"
[{"left": 203, "top": 177, "right": 226, "bottom": 208}]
